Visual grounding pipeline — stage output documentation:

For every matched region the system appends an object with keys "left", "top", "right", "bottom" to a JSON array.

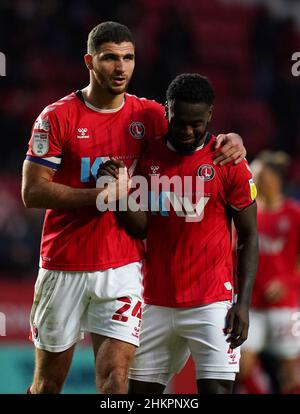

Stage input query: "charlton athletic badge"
[
  {"left": 198, "top": 164, "right": 215, "bottom": 181},
  {"left": 129, "top": 122, "right": 145, "bottom": 139}
]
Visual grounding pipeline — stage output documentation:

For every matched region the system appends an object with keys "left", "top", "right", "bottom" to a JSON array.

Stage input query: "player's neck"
[{"left": 82, "top": 84, "right": 125, "bottom": 110}]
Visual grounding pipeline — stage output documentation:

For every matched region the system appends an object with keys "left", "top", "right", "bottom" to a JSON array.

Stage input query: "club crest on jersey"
[
  {"left": 129, "top": 122, "right": 145, "bottom": 139},
  {"left": 197, "top": 164, "right": 215, "bottom": 181},
  {"left": 77, "top": 128, "right": 90, "bottom": 139},
  {"left": 32, "top": 132, "right": 49, "bottom": 156}
]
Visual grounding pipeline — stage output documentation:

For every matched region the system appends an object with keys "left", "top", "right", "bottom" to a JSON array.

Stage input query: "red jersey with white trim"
[
  {"left": 252, "top": 199, "right": 300, "bottom": 309},
  {"left": 26, "top": 91, "right": 166, "bottom": 271},
  {"left": 138, "top": 135, "right": 256, "bottom": 307}
]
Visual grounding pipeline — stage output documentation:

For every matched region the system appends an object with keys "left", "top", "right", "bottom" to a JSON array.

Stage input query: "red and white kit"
[
  {"left": 139, "top": 134, "right": 255, "bottom": 308},
  {"left": 129, "top": 134, "right": 256, "bottom": 382},
  {"left": 26, "top": 91, "right": 166, "bottom": 350},
  {"left": 26, "top": 91, "right": 166, "bottom": 271}
]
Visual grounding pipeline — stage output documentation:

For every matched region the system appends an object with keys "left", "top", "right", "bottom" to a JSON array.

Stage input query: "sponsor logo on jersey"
[
  {"left": 129, "top": 122, "right": 145, "bottom": 139},
  {"left": 197, "top": 164, "right": 215, "bottom": 181},
  {"left": 149, "top": 165, "right": 160, "bottom": 176},
  {"left": 77, "top": 128, "right": 89, "bottom": 139},
  {"left": 249, "top": 178, "right": 257, "bottom": 200},
  {"left": 32, "top": 132, "right": 49, "bottom": 156},
  {"left": 149, "top": 191, "right": 210, "bottom": 221}
]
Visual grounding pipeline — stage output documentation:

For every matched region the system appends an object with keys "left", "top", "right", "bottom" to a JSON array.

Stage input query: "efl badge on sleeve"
[
  {"left": 249, "top": 178, "right": 257, "bottom": 200},
  {"left": 32, "top": 132, "right": 49, "bottom": 156},
  {"left": 34, "top": 117, "right": 50, "bottom": 132}
]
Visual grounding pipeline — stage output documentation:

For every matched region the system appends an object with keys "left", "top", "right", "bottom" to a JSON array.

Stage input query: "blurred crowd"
[{"left": 0, "top": 0, "right": 300, "bottom": 275}]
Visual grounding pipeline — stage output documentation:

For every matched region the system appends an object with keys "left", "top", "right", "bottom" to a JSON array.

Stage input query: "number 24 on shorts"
[{"left": 112, "top": 297, "right": 142, "bottom": 322}]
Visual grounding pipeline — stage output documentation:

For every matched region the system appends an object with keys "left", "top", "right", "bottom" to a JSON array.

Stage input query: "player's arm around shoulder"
[{"left": 213, "top": 133, "right": 246, "bottom": 166}]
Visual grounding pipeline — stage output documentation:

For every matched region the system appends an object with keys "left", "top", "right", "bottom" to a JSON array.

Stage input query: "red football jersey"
[
  {"left": 26, "top": 91, "right": 167, "bottom": 271},
  {"left": 252, "top": 199, "right": 300, "bottom": 309},
  {"left": 138, "top": 135, "right": 255, "bottom": 307}
]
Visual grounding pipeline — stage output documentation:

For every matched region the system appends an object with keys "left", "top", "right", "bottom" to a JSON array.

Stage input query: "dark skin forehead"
[{"left": 170, "top": 100, "right": 211, "bottom": 121}]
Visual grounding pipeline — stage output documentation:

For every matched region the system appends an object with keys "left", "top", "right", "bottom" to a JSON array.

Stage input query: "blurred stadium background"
[{"left": 0, "top": 0, "right": 300, "bottom": 394}]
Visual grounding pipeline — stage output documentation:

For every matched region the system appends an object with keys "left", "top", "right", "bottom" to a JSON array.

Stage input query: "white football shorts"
[
  {"left": 29, "top": 261, "right": 143, "bottom": 352},
  {"left": 129, "top": 301, "right": 240, "bottom": 385},
  {"left": 242, "top": 308, "right": 300, "bottom": 358}
]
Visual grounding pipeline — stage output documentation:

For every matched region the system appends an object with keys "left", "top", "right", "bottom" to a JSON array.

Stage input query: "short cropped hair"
[
  {"left": 166, "top": 74, "right": 215, "bottom": 105},
  {"left": 87, "top": 21, "right": 134, "bottom": 54}
]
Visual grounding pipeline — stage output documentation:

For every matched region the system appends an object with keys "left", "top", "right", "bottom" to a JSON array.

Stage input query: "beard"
[
  {"left": 107, "top": 83, "right": 129, "bottom": 95},
  {"left": 94, "top": 72, "right": 131, "bottom": 96},
  {"left": 168, "top": 130, "right": 207, "bottom": 155}
]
